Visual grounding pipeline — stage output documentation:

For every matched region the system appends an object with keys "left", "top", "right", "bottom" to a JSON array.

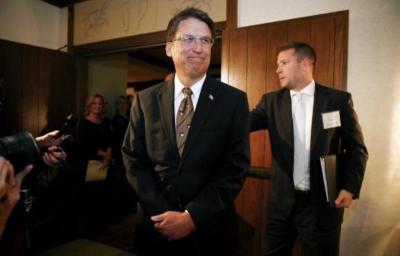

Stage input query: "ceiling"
[{"left": 41, "top": 0, "right": 87, "bottom": 8}]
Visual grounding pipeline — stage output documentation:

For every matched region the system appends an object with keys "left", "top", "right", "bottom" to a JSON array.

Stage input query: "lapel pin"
[{"left": 209, "top": 94, "right": 214, "bottom": 100}]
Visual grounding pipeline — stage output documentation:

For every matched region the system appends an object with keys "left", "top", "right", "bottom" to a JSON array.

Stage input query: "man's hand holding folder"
[{"left": 320, "top": 154, "right": 354, "bottom": 208}]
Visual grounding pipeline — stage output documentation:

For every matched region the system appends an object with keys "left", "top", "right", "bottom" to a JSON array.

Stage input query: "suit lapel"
[
  {"left": 310, "top": 84, "right": 325, "bottom": 154},
  {"left": 180, "top": 76, "right": 217, "bottom": 161},
  {"left": 157, "top": 80, "right": 178, "bottom": 151},
  {"left": 279, "top": 90, "right": 294, "bottom": 153}
]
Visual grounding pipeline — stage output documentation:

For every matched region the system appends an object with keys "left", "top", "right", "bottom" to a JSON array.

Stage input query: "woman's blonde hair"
[{"left": 84, "top": 93, "right": 108, "bottom": 116}]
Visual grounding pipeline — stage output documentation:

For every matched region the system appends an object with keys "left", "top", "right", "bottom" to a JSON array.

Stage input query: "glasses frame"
[{"left": 172, "top": 34, "right": 214, "bottom": 47}]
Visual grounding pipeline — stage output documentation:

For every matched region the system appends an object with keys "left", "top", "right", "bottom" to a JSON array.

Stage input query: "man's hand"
[
  {"left": 0, "top": 157, "right": 32, "bottom": 236},
  {"left": 335, "top": 189, "right": 354, "bottom": 208},
  {"left": 151, "top": 210, "right": 196, "bottom": 241},
  {"left": 35, "top": 130, "right": 61, "bottom": 149},
  {"left": 42, "top": 146, "right": 66, "bottom": 167}
]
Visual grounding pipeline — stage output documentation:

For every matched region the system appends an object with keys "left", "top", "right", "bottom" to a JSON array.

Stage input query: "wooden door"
[{"left": 223, "top": 11, "right": 348, "bottom": 256}]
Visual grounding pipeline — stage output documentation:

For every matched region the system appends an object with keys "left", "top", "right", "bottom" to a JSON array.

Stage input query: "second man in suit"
[
  {"left": 250, "top": 42, "right": 368, "bottom": 256},
  {"left": 122, "top": 7, "right": 250, "bottom": 256}
]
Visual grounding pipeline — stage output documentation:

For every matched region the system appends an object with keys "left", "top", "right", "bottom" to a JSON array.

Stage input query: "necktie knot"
[{"left": 182, "top": 87, "right": 193, "bottom": 97}]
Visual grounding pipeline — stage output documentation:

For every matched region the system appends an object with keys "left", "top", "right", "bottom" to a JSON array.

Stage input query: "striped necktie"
[{"left": 176, "top": 87, "right": 194, "bottom": 156}]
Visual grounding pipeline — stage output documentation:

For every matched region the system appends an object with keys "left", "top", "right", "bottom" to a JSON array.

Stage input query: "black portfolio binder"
[{"left": 320, "top": 154, "right": 339, "bottom": 207}]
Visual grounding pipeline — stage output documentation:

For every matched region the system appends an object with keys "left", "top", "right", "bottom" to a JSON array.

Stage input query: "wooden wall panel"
[
  {"left": 0, "top": 39, "right": 76, "bottom": 136},
  {"left": 220, "top": 29, "right": 230, "bottom": 84},
  {"left": 228, "top": 28, "right": 247, "bottom": 92},
  {"left": 21, "top": 45, "right": 40, "bottom": 135},
  {"left": 39, "top": 49, "right": 52, "bottom": 134},
  {"left": 51, "top": 53, "right": 75, "bottom": 128},
  {"left": 311, "top": 16, "right": 335, "bottom": 87},
  {"left": 2, "top": 41, "right": 22, "bottom": 132},
  {"left": 287, "top": 19, "right": 311, "bottom": 44},
  {"left": 333, "top": 12, "right": 348, "bottom": 90}
]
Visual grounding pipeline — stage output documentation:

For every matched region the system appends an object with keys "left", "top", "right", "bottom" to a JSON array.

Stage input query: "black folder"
[{"left": 320, "top": 154, "right": 339, "bottom": 207}]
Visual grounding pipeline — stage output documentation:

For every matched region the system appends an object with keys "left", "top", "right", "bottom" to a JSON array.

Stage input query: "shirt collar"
[
  {"left": 174, "top": 74, "right": 206, "bottom": 100},
  {"left": 290, "top": 80, "right": 315, "bottom": 97}
]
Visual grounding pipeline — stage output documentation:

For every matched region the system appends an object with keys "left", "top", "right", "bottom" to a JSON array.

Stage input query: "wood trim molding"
[{"left": 226, "top": 0, "right": 238, "bottom": 29}]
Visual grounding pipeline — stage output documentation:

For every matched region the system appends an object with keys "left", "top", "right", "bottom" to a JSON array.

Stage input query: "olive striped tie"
[{"left": 176, "top": 88, "right": 194, "bottom": 156}]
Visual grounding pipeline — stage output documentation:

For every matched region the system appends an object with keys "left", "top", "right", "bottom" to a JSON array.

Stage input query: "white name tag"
[{"left": 322, "top": 111, "right": 341, "bottom": 129}]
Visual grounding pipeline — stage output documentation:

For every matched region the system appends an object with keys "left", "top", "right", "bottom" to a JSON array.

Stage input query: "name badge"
[{"left": 322, "top": 111, "right": 341, "bottom": 129}]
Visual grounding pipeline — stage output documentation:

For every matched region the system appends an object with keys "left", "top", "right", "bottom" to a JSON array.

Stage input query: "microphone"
[{"left": 55, "top": 114, "right": 77, "bottom": 143}]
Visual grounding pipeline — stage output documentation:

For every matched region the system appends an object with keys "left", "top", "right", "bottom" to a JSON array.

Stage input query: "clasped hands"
[{"left": 151, "top": 210, "right": 196, "bottom": 241}]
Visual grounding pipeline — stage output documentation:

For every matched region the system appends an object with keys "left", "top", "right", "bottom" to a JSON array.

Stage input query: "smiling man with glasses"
[{"left": 122, "top": 7, "right": 250, "bottom": 256}]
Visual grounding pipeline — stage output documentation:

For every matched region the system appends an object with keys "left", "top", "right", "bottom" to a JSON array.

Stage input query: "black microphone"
[{"left": 55, "top": 114, "right": 77, "bottom": 144}]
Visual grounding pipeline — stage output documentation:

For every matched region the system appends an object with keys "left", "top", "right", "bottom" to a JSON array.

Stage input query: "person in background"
[
  {"left": 112, "top": 96, "right": 130, "bottom": 168},
  {"left": 111, "top": 95, "right": 137, "bottom": 214},
  {"left": 74, "top": 93, "right": 113, "bottom": 235},
  {"left": 122, "top": 7, "right": 249, "bottom": 256},
  {"left": 250, "top": 42, "right": 368, "bottom": 256}
]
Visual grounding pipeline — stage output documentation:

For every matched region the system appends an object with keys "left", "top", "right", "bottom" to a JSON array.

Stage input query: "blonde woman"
[{"left": 75, "top": 93, "right": 113, "bottom": 235}]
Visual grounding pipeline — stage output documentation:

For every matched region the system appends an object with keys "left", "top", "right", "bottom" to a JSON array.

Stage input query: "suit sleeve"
[
  {"left": 250, "top": 94, "right": 269, "bottom": 131},
  {"left": 340, "top": 93, "right": 368, "bottom": 198},
  {"left": 122, "top": 93, "right": 171, "bottom": 216},
  {"left": 185, "top": 92, "right": 250, "bottom": 230}
]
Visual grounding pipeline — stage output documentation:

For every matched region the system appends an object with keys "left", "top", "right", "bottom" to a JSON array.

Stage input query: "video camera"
[{"left": 0, "top": 114, "right": 77, "bottom": 172}]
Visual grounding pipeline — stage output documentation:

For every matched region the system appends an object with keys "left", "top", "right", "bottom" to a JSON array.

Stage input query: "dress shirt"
[
  {"left": 290, "top": 80, "right": 315, "bottom": 191},
  {"left": 174, "top": 74, "right": 205, "bottom": 127}
]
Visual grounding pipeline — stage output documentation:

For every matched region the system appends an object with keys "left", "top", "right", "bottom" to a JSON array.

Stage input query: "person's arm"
[
  {"left": 0, "top": 157, "right": 32, "bottom": 237},
  {"left": 335, "top": 93, "right": 368, "bottom": 208},
  {"left": 122, "top": 93, "right": 171, "bottom": 216},
  {"left": 250, "top": 94, "right": 269, "bottom": 132}
]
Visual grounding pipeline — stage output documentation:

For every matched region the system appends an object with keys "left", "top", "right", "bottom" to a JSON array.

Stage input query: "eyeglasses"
[{"left": 173, "top": 34, "right": 214, "bottom": 47}]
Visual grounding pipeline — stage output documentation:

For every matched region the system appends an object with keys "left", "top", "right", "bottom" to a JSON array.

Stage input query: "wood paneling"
[
  {"left": 224, "top": 11, "right": 349, "bottom": 256},
  {"left": 22, "top": 45, "right": 40, "bottom": 134},
  {"left": 0, "top": 39, "right": 76, "bottom": 136},
  {"left": 39, "top": 49, "right": 52, "bottom": 133},
  {"left": 333, "top": 11, "right": 348, "bottom": 90},
  {"left": 311, "top": 16, "right": 335, "bottom": 86},
  {"left": 228, "top": 28, "right": 247, "bottom": 92},
  {"left": 287, "top": 19, "right": 311, "bottom": 44},
  {"left": 2, "top": 41, "right": 22, "bottom": 132}
]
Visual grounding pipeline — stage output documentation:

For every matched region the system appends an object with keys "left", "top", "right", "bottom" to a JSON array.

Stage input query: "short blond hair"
[{"left": 84, "top": 93, "right": 108, "bottom": 116}]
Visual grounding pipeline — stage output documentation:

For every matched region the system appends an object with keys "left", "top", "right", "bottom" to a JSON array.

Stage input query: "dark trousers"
[{"left": 265, "top": 192, "right": 341, "bottom": 256}]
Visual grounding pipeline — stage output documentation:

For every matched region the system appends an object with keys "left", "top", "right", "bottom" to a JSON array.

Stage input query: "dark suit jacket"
[
  {"left": 122, "top": 76, "right": 250, "bottom": 254},
  {"left": 250, "top": 83, "right": 368, "bottom": 228}
]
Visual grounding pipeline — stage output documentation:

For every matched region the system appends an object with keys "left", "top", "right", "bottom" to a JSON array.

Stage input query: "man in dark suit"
[
  {"left": 122, "top": 7, "right": 250, "bottom": 256},
  {"left": 250, "top": 42, "right": 368, "bottom": 256}
]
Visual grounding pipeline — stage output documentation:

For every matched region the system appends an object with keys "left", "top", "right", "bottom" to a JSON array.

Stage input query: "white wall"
[
  {"left": 0, "top": 0, "right": 67, "bottom": 50},
  {"left": 238, "top": 0, "right": 400, "bottom": 255},
  {"left": 88, "top": 54, "right": 128, "bottom": 118}
]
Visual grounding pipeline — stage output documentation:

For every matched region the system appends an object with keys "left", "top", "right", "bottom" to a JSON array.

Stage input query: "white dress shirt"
[
  {"left": 174, "top": 74, "right": 205, "bottom": 127},
  {"left": 290, "top": 80, "right": 315, "bottom": 191}
]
